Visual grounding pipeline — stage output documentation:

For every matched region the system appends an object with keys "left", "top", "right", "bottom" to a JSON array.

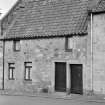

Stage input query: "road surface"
[{"left": 0, "top": 95, "right": 105, "bottom": 105}]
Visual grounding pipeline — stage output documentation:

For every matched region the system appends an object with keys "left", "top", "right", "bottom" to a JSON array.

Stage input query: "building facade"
[{"left": 0, "top": 0, "right": 105, "bottom": 95}]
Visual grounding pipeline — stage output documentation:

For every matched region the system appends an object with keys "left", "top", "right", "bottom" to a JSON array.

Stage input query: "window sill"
[
  {"left": 23, "top": 79, "right": 32, "bottom": 84},
  {"left": 65, "top": 49, "right": 73, "bottom": 52},
  {"left": 9, "top": 78, "right": 15, "bottom": 80},
  {"left": 14, "top": 50, "right": 20, "bottom": 52},
  {"left": 24, "top": 79, "right": 32, "bottom": 81}
]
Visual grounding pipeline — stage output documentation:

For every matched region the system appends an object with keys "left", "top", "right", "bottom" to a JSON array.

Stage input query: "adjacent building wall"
[
  {"left": 93, "top": 13, "right": 105, "bottom": 94},
  {"left": 85, "top": 15, "right": 93, "bottom": 95}
]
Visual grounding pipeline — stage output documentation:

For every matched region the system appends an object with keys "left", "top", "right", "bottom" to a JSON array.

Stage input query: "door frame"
[
  {"left": 51, "top": 60, "right": 70, "bottom": 93},
  {"left": 51, "top": 60, "right": 85, "bottom": 94}
]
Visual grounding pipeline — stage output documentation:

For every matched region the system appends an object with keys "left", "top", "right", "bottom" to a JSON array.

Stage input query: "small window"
[
  {"left": 8, "top": 63, "right": 15, "bottom": 80},
  {"left": 65, "top": 37, "right": 74, "bottom": 51},
  {"left": 24, "top": 62, "right": 32, "bottom": 81},
  {"left": 13, "top": 40, "right": 20, "bottom": 51}
]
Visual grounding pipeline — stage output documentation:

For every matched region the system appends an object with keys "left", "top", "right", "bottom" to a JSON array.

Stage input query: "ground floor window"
[
  {"left": 24, "top": 62, "right": 32, "bottom": 81},
  {"left": 8, "top": 63, "right": 15, "bottom": 80}
]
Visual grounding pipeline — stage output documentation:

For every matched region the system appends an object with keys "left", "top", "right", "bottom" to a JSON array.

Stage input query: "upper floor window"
[
  {"left": 8, "top": 63, "right": 15, "bottom": 80},
  {"left": 24, "top": 62, "right": 32, "bottom": 81},
  {"left": 13, "top": 40, "right": 20, "bottom": 51},
  {"left": 65, "top": 37, "right": 74, "bottom": 52}
]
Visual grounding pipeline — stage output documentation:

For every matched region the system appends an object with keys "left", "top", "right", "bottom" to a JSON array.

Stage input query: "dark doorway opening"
[
  {"left": 70, "top": 64, "right": 83, "bottom": 94},
  {"left": 55, "top": 62, "right": 66, "bottom": 92}
]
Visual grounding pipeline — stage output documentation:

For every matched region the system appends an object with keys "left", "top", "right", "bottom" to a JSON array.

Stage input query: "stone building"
[{"left": 0, "top": 0, "right": 105, "bottom": 95}]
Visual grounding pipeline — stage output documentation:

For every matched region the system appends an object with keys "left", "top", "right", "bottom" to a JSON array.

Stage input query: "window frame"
[
  {"left": 24, "top": 62, "right": 32, "bottom": 81},
  {"left": 65, "top": 37, "right": 73, "bottom": 52},
  {"left": 13, "top": 40, "right": 20, "bottom": 52},
  {"left": 8, "top": 63, "right": 15, "bottom": 80}
]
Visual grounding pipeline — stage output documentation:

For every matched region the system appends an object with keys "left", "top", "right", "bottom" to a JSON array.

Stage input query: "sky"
[
  {"left": 0, "top": 0, "right": 99, "bottom": 14},
  {"left": 0, "top": 0, "right": 17, "bottom": 14}
]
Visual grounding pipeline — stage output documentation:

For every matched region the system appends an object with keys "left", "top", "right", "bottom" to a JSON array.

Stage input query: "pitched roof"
[
  {"left": 92, "top": 0, "right": 105, "bottom": 13},
  {"left": 3, "top": 0, "right": 89, "bottom": 39}
]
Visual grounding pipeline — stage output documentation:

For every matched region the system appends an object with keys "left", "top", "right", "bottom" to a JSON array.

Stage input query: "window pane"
[
  {"left": 68, "top": 38, "right": 73, "bottom": 49},
  {"left": 9, "top": 69, "right": 12, "bottom": 79},
  {"left": 24, "top": 62, "right": 32, "bottom": 80},
  {"left": 25, "top": 62, "right": 32, "bottom": 67},
  {"left": 14, "top": 40, "right": 20, "bottom": 51},
  {"left": 8, "top": 63, "right": 15, "bottom": 80},
  {"left": 25, "top": 68, "right": 29, "bottom": 80},
  {"left": 16, "top": 41, "right": 20, "bottom": 50},
  {"left": 10, "top": 64, "right": 15, "bottom": 68}
]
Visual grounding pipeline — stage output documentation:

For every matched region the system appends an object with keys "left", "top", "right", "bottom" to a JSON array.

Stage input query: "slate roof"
[
  {"left": 3, "top": 0, "right": 89, "bottom": 39},
  {"left": 92, "top": 0, "right": 105, "bottom": 13}
]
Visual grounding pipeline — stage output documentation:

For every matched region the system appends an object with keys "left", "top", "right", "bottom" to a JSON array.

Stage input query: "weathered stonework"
[
  {"left": 3, "top": 37, "right": 88, "bottom": 94},
  {"left": 1, "top": 0, "right": 105, "bottom": 96}
]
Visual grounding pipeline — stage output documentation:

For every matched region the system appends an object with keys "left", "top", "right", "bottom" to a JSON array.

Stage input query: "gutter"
[
  {"left": 2, "top": 40, "right": 5, "bottom": 90},
  {"left": 91, "top": 13, "right": 93, "bottom": 93}
]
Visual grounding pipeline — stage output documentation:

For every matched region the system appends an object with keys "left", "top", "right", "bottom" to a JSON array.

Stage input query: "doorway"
[
  {"left": 55, "top": 62, "right": 66, "bottom": 92},
  {"left": 70, "top": 64, "right": 83, "bottom": 94}
]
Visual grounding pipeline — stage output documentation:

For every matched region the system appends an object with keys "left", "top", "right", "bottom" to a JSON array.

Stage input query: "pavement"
[
  {"left": 0, "top": 93, "right": 105, "bottom": 105},
  {"left": 0, "top": 90, "right": 105, "bottom": 104},
  {"left": 0, "top": 91, "right": 105, "bottom": 103}
]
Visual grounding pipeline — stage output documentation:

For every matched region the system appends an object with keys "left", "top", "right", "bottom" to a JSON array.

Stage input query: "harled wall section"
[{"left": 4, "top": 37, "right": 88, "bottom": 94}]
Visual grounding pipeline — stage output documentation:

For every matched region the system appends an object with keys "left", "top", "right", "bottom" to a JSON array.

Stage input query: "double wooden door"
[{"left": 55, "top": 63, "right": 83, "bottom": 94}]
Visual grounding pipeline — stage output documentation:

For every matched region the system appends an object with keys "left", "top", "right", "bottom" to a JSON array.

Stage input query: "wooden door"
[
  {"left": 70, "top": 64, "right": 83, "bottom": 94},
  {"left": 55, "top": 62, "right": 66, "bottom": 92}
]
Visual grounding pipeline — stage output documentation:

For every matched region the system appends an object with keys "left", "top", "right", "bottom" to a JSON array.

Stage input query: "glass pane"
[
  {"left": 25, "top": 62, "right": 32, "bottom": 67},
  {"left": 68, "top": 38, "right": 73, "bottom": 49},
  {"left": 15, "top": 41, "right": 20, "bottom": 50},
  {"left": 9, "top": 69, "right": 13, "bottom": 79},
  {"left": 10, "top": 63, "right": 14, "bottom": 68},
  {"left": 25, "top": 68, "right": 29, "bottom": 79}
]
